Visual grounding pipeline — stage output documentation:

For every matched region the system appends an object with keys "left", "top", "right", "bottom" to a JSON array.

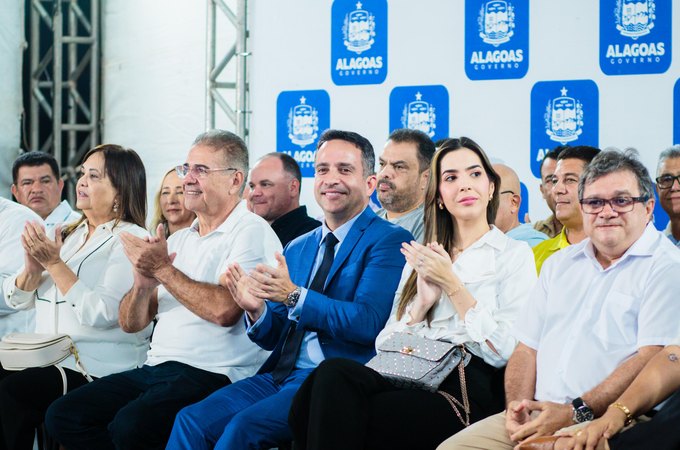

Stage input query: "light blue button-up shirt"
[{"left": 247, "top": 208, "right": 364, "bottom": 370}]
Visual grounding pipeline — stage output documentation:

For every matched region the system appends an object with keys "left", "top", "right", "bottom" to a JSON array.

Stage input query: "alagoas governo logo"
[
  {"left": 331, "top": 0, "right": 388, "bottom": 85},
  {"left": 530, "top": 80, "right": 599, "bottom": 178},
  {"left": 599, "top": 0, "right": 672, "bottom": 75},
  {"left": 276, "top": 90, "right": 330, "bottom": 177},
  {"left": 465, "top": 0, "right": 529, "bottom": 80}
]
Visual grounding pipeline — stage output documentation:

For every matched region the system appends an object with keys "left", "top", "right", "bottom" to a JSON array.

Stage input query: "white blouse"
[
  {"left": 376, "top": 226, "right": 537, "bottom": 368},
  {"left": 2, "top": 219, "right": 152, "bottom": 378}
]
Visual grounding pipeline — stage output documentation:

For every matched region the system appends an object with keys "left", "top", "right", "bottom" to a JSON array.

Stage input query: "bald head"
[
  {"left": 493, "top": 163, "right": 522, "bottom": 233},
  {"left": 494, "top": 164, "right": 521, "bottom": 195}
]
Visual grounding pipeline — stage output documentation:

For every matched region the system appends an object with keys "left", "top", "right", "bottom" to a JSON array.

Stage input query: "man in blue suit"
[{"left": 166, "top": 129, "right": 413, "bottom": 449}]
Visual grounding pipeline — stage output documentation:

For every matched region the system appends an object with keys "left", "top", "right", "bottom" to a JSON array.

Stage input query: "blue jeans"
[{"left": 166, "top": 369, "right": 313, "bottom": 450}]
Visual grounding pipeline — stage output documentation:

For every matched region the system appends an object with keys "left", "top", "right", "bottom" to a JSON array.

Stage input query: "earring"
[
  {"left": 438, "top": 201, "right": 444, "bottom": 210},
  {"left": 113, "top": 200, "right": 119, "bottom": 213}
]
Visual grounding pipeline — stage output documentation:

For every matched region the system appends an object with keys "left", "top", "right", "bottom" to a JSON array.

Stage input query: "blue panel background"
[
  {"left": 465, "top": 0, "right": 529, "bottom": 80},
  {"left": 389, "top": 85, "right": 450, "bottom": 142},
  {"left": 331, "top": 0, "right": 388, "bottom": 85},
  {"left": 599, "top": 0, "right": 672, "bottom": 75},
  {"left": 530, "top": 80, "right": 599, "bottom": 178},
  {"left": 276, "top": 90, "right": 331, "bottom": 178}
]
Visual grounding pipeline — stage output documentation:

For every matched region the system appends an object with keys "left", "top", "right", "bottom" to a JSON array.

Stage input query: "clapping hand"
[{"left": 22, "top": 221, "right": 63, "bottom": 269}]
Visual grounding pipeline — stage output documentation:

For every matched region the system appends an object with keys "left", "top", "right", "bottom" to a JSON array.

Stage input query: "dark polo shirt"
[{"left": 271, "top": 205, "right": 321, "bottom": 247}]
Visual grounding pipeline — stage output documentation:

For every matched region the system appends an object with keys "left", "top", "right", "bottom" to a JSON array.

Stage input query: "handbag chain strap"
[{"left": 437, "top": 346, "right": 470, "bottom": 427}]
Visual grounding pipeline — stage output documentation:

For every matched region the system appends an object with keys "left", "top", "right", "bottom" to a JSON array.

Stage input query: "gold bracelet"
[
  {"left": 608, "top": 402, "right": 633, "bottom": 425},
  {"left": 447, "top": 284, "right": 464, "bottom": 298}
]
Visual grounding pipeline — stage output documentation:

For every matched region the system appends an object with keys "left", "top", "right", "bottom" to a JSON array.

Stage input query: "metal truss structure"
[
  {"left": 28, "top": 0, "right": 100, "bottom": 197},
  {"left": 206, "top": 0, "right": 250, "bottom": 141}
]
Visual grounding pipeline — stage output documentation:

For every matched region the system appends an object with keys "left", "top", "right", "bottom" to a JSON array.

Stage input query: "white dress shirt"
[
  {"left": 45, "top": 199, "right": 81, "bottom": 231},
  {"left": 2, "top": 219, "right": 152, "bottom": 378},
  {"left": 377, "top": 226, "right": 537, "bottom": 368},
  {"left": 514, "top": 222, "right": 680, "bottom": 404},
  {"left": 146, "top": 201, "right": 281, "bottom": 382},
  {"left": 0, "top": 198, "right": 42, "bottom": 336}
]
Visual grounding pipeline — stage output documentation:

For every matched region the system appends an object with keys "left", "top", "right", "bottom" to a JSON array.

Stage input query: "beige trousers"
[{"left": 436, "top": 411, "right": 597, "bottom": 450}]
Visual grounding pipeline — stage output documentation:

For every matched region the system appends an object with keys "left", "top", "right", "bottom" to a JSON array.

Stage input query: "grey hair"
[
  {"left": 578, "top": 148, "right": 654, "bottom": 201},
  {"left": 657, "top": 145, "right": 680, "bottom": 176},
  {"left": 193, "top": 129, "right": 249, "bottom": 193}
]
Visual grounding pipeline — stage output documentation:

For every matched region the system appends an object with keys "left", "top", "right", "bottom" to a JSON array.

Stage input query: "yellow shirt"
[{"left": 533, "top": 227, "right": 570, "bottom": 274}]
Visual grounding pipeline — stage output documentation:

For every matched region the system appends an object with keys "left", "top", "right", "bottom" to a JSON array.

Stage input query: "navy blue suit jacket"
[{"left": 251, "top": 207, "right": 413, "bottom": 373}]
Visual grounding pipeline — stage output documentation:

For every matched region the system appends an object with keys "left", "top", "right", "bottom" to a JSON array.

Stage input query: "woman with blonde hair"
[
  {"left": 151, "top": 168, "right": 195, "bottom": 238},
  {"left": 288, "top": 137, "right": 537, "bottom": 450},
  {"left": 0, "top": 144, "right": 152, "bottom": 450}
]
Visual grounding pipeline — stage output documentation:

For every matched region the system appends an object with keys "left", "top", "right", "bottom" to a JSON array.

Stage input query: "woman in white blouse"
[
  {"left": 0, "top": 145, "right": 152, "bottom": 450},
  {"left": 288, "top": 137, "right": 537, "bottom": 450}
]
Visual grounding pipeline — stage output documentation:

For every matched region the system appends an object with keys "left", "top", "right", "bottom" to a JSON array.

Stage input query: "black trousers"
[
  {"left": 44, "top": 361, "right": 229, "bottom": 450},
  {"left": 289, "top": 356, "right": 500, "bottom": 450},
  {"left": 0, "top": 365, "right": 90, "bottom": 450},
  {"left": 609, "top": 388, "right": 680, "bottom": 450}
]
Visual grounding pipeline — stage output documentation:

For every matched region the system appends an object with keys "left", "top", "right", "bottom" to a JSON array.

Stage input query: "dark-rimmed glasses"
[
  {"left": 175, "top": 164, "right": 237, "bottom": 179},
  {"left": 579, "top": 196, "right": 649, "bottom": 214},
  {"left": 656, "top": 174, "right": 680, "bottom": 190}
]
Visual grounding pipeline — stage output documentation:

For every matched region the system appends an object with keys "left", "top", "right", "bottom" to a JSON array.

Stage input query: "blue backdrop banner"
[{"left": 276, "top": 90, "right": 331, "bottom": 178}]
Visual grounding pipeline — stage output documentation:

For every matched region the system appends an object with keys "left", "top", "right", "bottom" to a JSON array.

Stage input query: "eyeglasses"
[
  {"left": 656, "top": 174, "right": 680, "bottom": 190},
  {"left": 579, "top": 196, "right": 649, "bottom": 214},
  {"left": 175, "top": 164, "right": 237, "bottom": 179},
  {"left": 500, "top": 190, "right": 515, "bottom": 195}
]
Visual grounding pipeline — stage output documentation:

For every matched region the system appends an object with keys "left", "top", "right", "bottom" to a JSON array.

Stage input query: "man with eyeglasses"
[
  {"left": 533, "top": 146, "right": 601, "bottom": 273},
  {"left": 531, "top": 146, "right": 567, "bottom": 238},
  {"left": 165, "top": 129, "right": 412, "bottom": 449},
  {"left": 655, "top": 146, "right": 680, "bottom": 248},
  {"left": 439, "top": 149, "right": 680, "bottom": 450},
  {"left": 46, "top": 130, "right": 282, "bottom": 449},
  {"left": 493, "top": 163, "right": 548, "bottom": 247}
]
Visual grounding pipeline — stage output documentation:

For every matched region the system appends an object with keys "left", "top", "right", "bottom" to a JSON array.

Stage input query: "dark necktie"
[{"left": 271, "top": 233, "right": 339, "bottom": 384}]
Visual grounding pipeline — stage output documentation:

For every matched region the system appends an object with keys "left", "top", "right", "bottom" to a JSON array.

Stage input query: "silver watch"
[{"left": 284, "top": 287, "right": 301, "bottom": 308}]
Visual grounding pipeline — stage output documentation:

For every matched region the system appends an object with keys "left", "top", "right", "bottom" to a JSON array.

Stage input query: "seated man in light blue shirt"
[
  {"left": 493, "top": 163, "right": 548, "bottom": 248},
  {"left": 656, "top": 146, "right": 680, "bottom": 247},
  {"left": 166, "top": 129, "right": 413, "bottom": 450}
]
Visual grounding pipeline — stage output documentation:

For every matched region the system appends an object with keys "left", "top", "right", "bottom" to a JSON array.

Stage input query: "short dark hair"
[
  {"left": 193, "top": 129, "right": 249, "bottom": 193},
  {"left": 579, "top": 148, "right": 654, "bottom": 201},
  {"left": 557, "top": 145, "right": 601, "bottom": 165},
  {"left": 317, "top": 129, "right": 375, "bottom": 176},
  {"left": 387, "top": 129, "right": 436, "bottom": 172},
  {"left": 259, "top": 152, "right": 302, "bottom": 184},
  {"left": 12, "top": 151, "right": 60, "bottom": 184},
  {"left": 539, "top": 145, "right": 569, "bottom": 172}
]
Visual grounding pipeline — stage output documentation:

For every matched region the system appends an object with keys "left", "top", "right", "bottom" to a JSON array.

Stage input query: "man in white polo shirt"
[
  {"left": 0, "top": 198, "right": 41, "bottom": 337},
  {"left": 46, "top": 130, "right": 281, "bottom": 450},
  {"left": 11, "top": 151, "right": 80, "bottom": 229},
  {"left": 438, "top": 149, "right": 680, "bottom": 450}
]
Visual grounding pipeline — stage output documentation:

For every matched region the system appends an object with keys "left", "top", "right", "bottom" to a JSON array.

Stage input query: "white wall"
[
  {"left": 0, "top": 0, "right": 24, "bottom": 198},
  {"left": 86, "top": 1, "right": 680, "bottom": 225}
]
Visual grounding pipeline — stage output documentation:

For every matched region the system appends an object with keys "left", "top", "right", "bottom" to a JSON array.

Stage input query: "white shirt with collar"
[
  {"left": 2, "top": 219, "right": 151, "bottom": 378},
  {"left": 664, "top": 222, "right": 680, "bottom": 247},
  {"left": 45, "top": 199, "right": 81, "bottom": 231},
  {"left": 0, "top": 198, "right": 42, "bottom": 336},
  {"left": 146, "top": 201, "right": 281, "bottom": 382},
  {"left": 514, "top": 222, "right": 680, "bottom": 404},
  {"left": 377, "top": 226, "right": 537, "bottom": 368}
]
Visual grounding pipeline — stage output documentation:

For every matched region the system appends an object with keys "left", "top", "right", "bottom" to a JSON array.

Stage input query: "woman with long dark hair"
[
  {"left": 288, "top": 137, "right": 537, "bottom": 450},
  {"left": 0, "top": 145, "right": 152, "bottom": 450}
]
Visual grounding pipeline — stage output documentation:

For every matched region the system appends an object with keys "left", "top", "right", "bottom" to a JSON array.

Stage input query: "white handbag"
[{"left": 0, "top": 333, "right": 73, "bottom": 370}]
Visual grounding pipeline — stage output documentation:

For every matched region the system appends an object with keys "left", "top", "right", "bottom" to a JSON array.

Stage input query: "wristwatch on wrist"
[
  {"left": 571, "top": 397, "right": 595, "bottom": 423},
  {"left": 284, "top": 286, "right": 301, "bottom": 308}
]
